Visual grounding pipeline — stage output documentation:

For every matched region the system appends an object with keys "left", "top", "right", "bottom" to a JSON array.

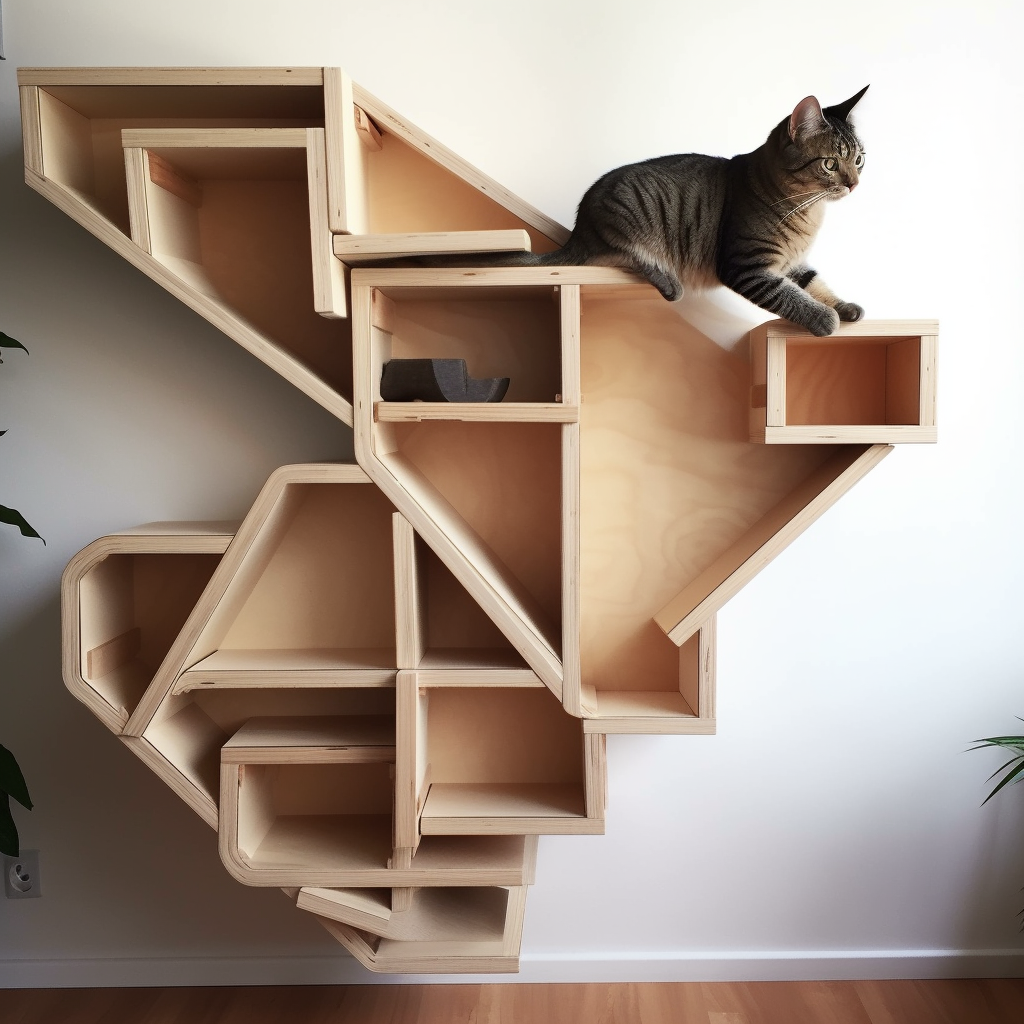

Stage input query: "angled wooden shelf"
[
  {"left": 39, "top": 64, "right": 936, "bottom": 975},
  {"left": 335, "top": 229, "right": 531, "bottom": 264},
  {"left": 307, "top": 885, "right": 528, "bottom": 973}
]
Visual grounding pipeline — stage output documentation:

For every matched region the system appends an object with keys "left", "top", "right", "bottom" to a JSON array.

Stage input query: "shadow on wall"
[
  {"left": 955, "top": 739, "right": 1024, "bottom": 949},
  {"left": 0, "top": 589, "right": 343, "bottom": 956}
]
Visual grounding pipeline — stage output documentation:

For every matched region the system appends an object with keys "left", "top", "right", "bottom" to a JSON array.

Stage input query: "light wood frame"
[
  {"left": 749, "top": 319, "right": 938, "bottom": 444},
  {"left": 309, "top": 884, "right": 529, "bottom": 973}
]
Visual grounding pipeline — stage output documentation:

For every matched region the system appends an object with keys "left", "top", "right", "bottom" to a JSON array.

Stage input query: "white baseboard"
[{"left": 2, "top": 949, "right": 1024, "bottom": 988}]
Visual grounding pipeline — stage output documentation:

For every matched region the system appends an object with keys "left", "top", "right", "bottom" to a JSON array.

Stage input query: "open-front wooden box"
[
  {"left": 392, "top": 513, "right": 536, "bottom": 678},
  {"left": 395, "top": 671, "right": 605, "bottom": 841},
  {"left": 172, "top": 472, "right": 399, "bottom": 688},
  {"left": 306, "top": 884, "right": 529, "bottom": 973},
  {"left": 19, "top": 68, "right": 356, "bottom": 422},
  {"left": 121, "top": 125, "right": 350, "bottom": 390},
  {"left": 219, "top": 715, "right": 397, "bottom": 886},
  {"left": 61, "top": 523, "right": 234, "bottom": 735},
  {"left": 749, "top": 319, "right": 938, "bottom": 443},
  {"left": 352, "top": 274, "right": 578, "bottom": 700}
]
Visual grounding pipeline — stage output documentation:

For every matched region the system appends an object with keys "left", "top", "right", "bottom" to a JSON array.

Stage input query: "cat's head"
[{"left": 775, "top": 86, "right": 868, "bottom": 201}]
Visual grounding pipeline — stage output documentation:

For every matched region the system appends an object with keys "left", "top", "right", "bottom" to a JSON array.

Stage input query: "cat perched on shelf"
[{"left": 441, "top": 86, "right": 868, "bottom": 337}]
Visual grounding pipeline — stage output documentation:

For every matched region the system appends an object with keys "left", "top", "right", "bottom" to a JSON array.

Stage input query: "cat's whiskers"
[
  {"left": 769, "top": 190, "right": 822, "bottom": 208},
  {"left": 778, "top": 191, "right": 828, "bottom": 224}
]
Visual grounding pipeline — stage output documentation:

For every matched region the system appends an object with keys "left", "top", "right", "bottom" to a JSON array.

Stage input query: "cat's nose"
[{"left": 846, "top": 179, "right": 858, "bottom": 192}]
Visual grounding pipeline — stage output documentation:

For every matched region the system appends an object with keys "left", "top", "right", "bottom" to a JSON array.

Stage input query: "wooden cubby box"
[
  {"left": 395, "top": 671, "right": 606, "bottom": 839},
  {"left": 366, "top": 280, "right": 574, "bottom": 420},
  {"left": 121, "top": 126, "right": 351, "bottom": 409},
  {"left": 219, "top": 714, "right": 397, "bottom": 884},
  {"left": 18, "top": 68, "right": 353, "bottom": 423},
  {"left": 749, "top": 319, "right": 938, "bottom": 444},
  {"left": 303, "top": 885, "right": 529, "bottom": 974},
  {"left": 392, "top": 513, "right": 537, "bottom": 678},
  {"left": 329, "top": 86, "right": 564, "bottom": 265},
  {"left": 61, "top": 522, "right": 235, "bottom": 735},
  {"left": 169, "top": 470, "right": 400, "bottom": 691}
]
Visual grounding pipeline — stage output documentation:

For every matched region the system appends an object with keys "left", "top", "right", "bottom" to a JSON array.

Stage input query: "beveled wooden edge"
[
  {"left": 123, "top": 734, "right": 219, "bottom": 829},
  {"left": 120, "top": 127, "right": 310, "bottom": 149},
  {"left": 352, "top": 265, "right": 651, "bottom": 291},
  {"left": 755, "top": 317, "right": 940, "bottom": 340},
  {"left": 17, "top": 67, "right": 325, "bottom": 87}
]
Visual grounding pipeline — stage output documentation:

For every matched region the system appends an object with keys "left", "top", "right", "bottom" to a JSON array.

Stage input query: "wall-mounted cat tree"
[{"left": 21, "top": 66, "right": 938, "bottom": 975}]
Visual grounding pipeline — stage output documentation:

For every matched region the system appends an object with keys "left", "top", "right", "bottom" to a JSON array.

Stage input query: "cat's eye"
[
  {"left": 823, "top": 157, "right": 839, "bottom": 172},
  {"left": 855, "top": 153, "right": 865, "bottom": 167}
]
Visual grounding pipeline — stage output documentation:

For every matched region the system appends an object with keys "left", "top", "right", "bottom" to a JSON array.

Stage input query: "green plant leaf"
[
  {"left": 0, "top": 745, "right": 32, "bottom": 810},
  {"left": 985, "top": 756, "right": 1024, "bottom": 784},
  {"left": 0, "top": 793, "right": 19, "bottom": 858},
  {"left": 0, "top": 332, "right": 29, "bottom": 363},
  {"left": 0, "top": 505, "right": 45, "bottom": 544},
  {"left": 972, "top": 735, "right": 1024, "bottom": 746},
  {"left": 983, "top": 759, "right": 1024, "bottom": 805}
]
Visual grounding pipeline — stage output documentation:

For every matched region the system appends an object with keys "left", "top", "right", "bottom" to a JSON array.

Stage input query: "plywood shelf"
[
  {"left": 138, "top": 684, "right": 396, "bottom": 828},
  {"left": 335, "top": 229, "right": 531, "bottom": 264},
  {"left": 331, "top": 91, "right": 561, "bottom": 260},
  {"left": 121, "top": 125, "right": 351, "bottom": 415},
  {"left": 174, "top": 648, "right": 397, "bottom": 692},
  {"left": 375, "top": 402, "right": 578, "bottom": 423},
  {"left": 222, "top": 715, "right": 396, "bottom": 763},
  {"left": 420, "top": 782, "right": 597, "bottom": 835}
]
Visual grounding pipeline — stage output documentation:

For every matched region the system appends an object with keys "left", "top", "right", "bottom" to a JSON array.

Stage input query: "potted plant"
[
  {"left": 972, "top": 723, "right": 1024, "bottom": 927},
  {"left": 1, "top": 330, "right": 38, "bottom": 857}
]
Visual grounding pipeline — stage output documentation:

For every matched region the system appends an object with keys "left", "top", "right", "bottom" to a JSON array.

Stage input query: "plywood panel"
[{"left": 579, "top": 294, "right": 834, "bottom": 693}]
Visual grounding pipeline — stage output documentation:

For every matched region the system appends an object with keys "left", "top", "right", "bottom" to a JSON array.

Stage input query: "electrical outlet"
[{"left": 3, "top": 850, "right": 42, "bottom": 899}]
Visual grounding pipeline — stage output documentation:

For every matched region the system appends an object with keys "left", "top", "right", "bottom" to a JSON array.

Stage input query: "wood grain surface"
[{"left": 5, "top": 980, "right": 1023, "bottom": 1023}]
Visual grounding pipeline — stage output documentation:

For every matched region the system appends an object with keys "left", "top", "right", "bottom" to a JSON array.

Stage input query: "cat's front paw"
[
  {"left": 835, "top": 300, "right": 865, "bottom": 322},
  {"left": 805, "top": 305, "right": 840, "bottom": 337}
]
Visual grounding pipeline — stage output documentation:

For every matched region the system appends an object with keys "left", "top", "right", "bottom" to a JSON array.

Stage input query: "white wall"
[{"left": 2, "top": 0, "right": 1023, "bottom": 985}]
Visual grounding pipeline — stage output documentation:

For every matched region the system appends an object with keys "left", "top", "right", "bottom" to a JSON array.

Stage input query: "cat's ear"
[
  {"left": 823, "top": 85, "right": 870, "bottom": 123},
  {"left": 788, "top": 96, "right": 827, "bottom": 142}
]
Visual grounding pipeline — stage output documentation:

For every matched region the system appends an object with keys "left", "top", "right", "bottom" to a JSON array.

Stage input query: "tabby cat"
[{"left": 472, "top": 86, "right": 869, "bottom": 337}]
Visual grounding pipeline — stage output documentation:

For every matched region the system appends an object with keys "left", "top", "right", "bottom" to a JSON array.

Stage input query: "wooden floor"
[{"left": 3, "top": 981, "right": 1024, "bottom": 1024}]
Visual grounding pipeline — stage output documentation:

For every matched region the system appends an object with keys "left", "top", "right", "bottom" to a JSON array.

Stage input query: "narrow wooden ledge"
[
  {"left": 335, "top": 229, "right": 531, "bottom": 263},
  {"left": 375, "top": 402, "right": 577, "bottom": 423}
]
